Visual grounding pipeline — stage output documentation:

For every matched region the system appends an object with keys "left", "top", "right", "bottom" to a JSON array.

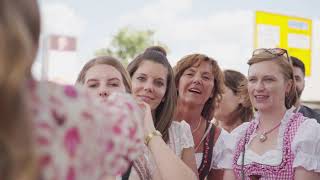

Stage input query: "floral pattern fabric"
[{"left": 26, "top": 80, "right": 144, "bottom": 180}]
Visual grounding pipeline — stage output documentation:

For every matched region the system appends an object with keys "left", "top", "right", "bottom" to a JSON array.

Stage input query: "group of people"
[{"left": 1, "top": 0, "right": 320, "bottom": 180}]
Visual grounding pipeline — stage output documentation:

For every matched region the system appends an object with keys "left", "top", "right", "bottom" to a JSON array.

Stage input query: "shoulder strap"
[
  {"left": 121, "top": 163, "right": 132, "bottom": 180},
  {"left": 198, "top": 122, "right": 221, "bottom": 180}
]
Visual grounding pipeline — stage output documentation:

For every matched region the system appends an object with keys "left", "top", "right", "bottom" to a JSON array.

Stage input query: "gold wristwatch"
[{"left": 144, "top": 130, "right": 162, "bottom": 146}]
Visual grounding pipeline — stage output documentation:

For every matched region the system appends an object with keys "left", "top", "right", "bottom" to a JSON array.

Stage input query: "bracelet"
[{"left": 144, "top": 130, "right": 162, "bottom": 146}]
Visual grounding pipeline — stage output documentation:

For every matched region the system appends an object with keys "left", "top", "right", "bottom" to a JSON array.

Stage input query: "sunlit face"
[
  {"left": 248, "top": 61, "right": 292, "bottom": 112},
  {"left": 178, "top": 61, "right": 214, "bottom": 106},
  {"left": 215, "top": 86, "right": 240, "bottom": 121},
  {"left": 84, "top": 64, "right": 126, "bottom": 103},
  {"left": 293, "top": 66, "right": 305, "bottom": 98},
  {"left": 131, "top": 61, "right": 168, "bottom": 111}
]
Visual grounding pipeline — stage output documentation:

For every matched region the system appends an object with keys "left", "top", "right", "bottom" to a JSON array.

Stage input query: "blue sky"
[{"left": 35, "top": 0, "right": 320, "bottom": 101}]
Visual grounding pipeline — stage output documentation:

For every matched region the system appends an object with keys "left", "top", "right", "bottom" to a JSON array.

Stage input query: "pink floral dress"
[{"left": 26, "top": 80, "right": 144, "bottom": 180}]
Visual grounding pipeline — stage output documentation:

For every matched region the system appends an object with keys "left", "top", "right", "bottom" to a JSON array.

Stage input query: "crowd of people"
[{"left": 1, "top": 0, "right": 320, "bottom": 179}]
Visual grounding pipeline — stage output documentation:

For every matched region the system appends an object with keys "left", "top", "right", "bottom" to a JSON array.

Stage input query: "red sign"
[{"left": 49, "top": 35, "right": 76, "bottom": 51}]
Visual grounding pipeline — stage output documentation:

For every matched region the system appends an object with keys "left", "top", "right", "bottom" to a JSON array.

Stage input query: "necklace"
[
  {"left": 192, "top": 117, "right": 202, "bottom": 134},
  {"left": 194, "top": 121, "right": 213, "bottom": 151},
  {"left": 258, "top": 121, "right": 282, "bottom": 143}
]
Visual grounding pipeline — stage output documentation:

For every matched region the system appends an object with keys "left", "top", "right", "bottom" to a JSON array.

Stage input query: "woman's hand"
[{"left": 136, "top": 101, "right": 156, "bottom": 137}]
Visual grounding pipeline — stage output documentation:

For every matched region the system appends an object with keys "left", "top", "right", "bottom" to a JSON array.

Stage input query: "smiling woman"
[
  {"left": 126, "top": 46, "right": 198, "bottom": 180},
  {"left": 173, "top": 54, "right": 235, "bottom": 180},
  {"left": 131, "top": 60, "right": 168, "bottom": 110},
  {"left": 229, "top": 48, "right": 320, "bottom": 180}
]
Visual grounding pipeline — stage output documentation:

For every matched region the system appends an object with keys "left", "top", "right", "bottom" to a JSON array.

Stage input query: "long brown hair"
[
  {"left": 174, "top": 54, "right": 224, "bottom": 121},
  {"left": 76, "top": 56, "right": 132, "bottom": 93},
  {"left": 127, "top": 47, "right": 176, "bottom": 142},
  {"left": 0, "top": 0, "right": 40, "bottom": 179},
  {"left": 223, "top": 69, "right": 253, "bottom": 123}
]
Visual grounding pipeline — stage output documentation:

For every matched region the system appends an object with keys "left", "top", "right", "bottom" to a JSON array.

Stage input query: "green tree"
[{"left": 95, "top": 27, "right": 168, "bottom": 66}]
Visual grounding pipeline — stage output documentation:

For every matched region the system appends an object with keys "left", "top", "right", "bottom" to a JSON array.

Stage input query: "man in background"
[{"left": 291, "top": 56, "right": 320, "bottom": 123}]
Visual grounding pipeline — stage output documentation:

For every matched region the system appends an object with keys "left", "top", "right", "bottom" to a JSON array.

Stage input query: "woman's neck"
[
  {"left": 175, "top": 99, "right": 204, "bottom": 127},
  {"left": 218, "top": 118, "right": 242, "bottom": 133},
  {"left": 258, "top": 105, "right": 287, "bottom": 129}
]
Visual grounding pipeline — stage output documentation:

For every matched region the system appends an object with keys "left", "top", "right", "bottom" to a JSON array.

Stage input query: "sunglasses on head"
[{"left": 252, "top": 48, "right": 291, "bottom": 62}]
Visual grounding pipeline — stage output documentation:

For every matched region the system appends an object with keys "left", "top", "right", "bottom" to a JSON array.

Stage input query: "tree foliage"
[{"left": 95, "top": 27, "right": 168, "bottom": 66}]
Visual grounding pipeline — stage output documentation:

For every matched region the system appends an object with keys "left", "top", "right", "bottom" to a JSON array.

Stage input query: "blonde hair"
[
  {"left": 76, "top": 56, "right": 132, "bottom": 93},
  {"left": 0, "top": 0, "right": 40, "bottom": 179},
  {"left": 248, "top": 52, "right": 297, "bottom": 109},
  {"left": 174, "top": 54, "right": 224, "bottom": 121}
]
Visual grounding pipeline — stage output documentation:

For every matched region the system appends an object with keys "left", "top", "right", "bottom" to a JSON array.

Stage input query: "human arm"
[
  {"left": 182, "top": 147, "right": 199, "bottom": 177},
  {"left": 141, "top": 103, "right": 198, "bottom": 180},
  {"left": 207, "top": 169, "right": 224, "bottom": 180},
  {"left": 222, "top": 169, "right": 236, "bottom": 180},
  {"left": 148, "top": 136, "right": 198, "bottom": 180},
  {"left": 292, "top": 118, "right": 320, "bottom": 179},
  {"left": 295, "top": 167, "right": 319, "bottom": 180}
]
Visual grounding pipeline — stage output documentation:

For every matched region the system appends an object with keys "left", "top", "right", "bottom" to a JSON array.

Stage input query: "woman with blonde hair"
[
  {"left": 0, "top": 0, "right": 145, "bottom": 179},
  {"left": 228, "top": 48, "right": 320, "bottom": 179}
]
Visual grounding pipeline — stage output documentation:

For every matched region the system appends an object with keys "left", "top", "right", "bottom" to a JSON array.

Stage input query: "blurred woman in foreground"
[{"left": 0, "top": 0, "right": 145, "bottom": 179}]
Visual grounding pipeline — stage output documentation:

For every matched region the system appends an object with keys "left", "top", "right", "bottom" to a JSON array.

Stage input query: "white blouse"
[
  {"left": 232, "top": 108, "right": 320, "bottom": 172},
  {"left": 195, "top": 129, "right": 234, "bottom": 170},
  {"left": 168, "top": 120, "right": 195, "bottom": 157},
  {"left": 129, "top": 120, "right": 195, "bottom": 179}
]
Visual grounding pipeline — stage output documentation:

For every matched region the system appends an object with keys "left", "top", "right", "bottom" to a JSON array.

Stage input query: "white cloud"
[
  {"left": 41, "top": 3, "right": 86, "bottom": 36},
  {"left": 118, "top": 0, "right": 254, "bottom": 74},
  {"left": 34, "top": 2, "right": 86, "bottom": 84}
]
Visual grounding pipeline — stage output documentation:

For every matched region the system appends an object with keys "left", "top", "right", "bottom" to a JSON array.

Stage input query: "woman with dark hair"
[
  {"left": 0, "top": 0, "right": 145, "bottom": 179},
  {"left": 126, "top": 46, "right": 198, "bottom": 180},
  {"left": 214, "top": 69, "right": 253, "bottom": 133},
  {"left": 174, "top": 54, "right": 234, "bottom": 180},
  {"left": 228, "top": 48, "right": 320, "bottom": 179}
]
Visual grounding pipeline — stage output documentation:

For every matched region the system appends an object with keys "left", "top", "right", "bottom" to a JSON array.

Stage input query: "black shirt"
[{"left": 299, "top": 105, "right": 320, "bottom": 123}]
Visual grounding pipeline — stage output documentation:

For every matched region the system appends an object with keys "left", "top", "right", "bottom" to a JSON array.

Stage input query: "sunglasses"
[{"left": 252, "top": 48, "right": 291, "bottom": 62}]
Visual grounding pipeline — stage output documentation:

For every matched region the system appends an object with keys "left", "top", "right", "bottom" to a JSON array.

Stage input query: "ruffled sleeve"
[
  {"left": 292, "top": 118, "right": 320, "bottom": 172},
  {"left": 179, "top": 120, "right": 195, "bottom": 149},
  {"left": 211, "top": 129, "right": 235, "bottom": 169},
  {"left": 168, "top": 121, "right": 195, "bottom": 158},
  {"left": 231, "top": 122, "right": 250, "bottom": 146}
]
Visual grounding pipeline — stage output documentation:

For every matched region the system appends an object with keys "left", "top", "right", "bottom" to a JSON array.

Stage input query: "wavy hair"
[{"left": 174, "top": 54, "right": 224, "bottom": 121}]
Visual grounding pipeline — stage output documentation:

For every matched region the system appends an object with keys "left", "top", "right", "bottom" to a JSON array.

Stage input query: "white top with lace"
[
  {"left": 168, "top": 120, "right": 195, "bottom": 157},
  {"left": 232, "top": 108, "right": 320, "bottom": 172},
  {"left": 195, "top": 128, "right": 234, "bottom": 170},
  {"left": 129, "top": 120, "right": 195, "bottom": 180}
]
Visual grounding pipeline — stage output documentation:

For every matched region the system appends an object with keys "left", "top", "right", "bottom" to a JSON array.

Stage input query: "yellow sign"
[{"left": 255, "top": 11, "right": 312, "bottom": 76}]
